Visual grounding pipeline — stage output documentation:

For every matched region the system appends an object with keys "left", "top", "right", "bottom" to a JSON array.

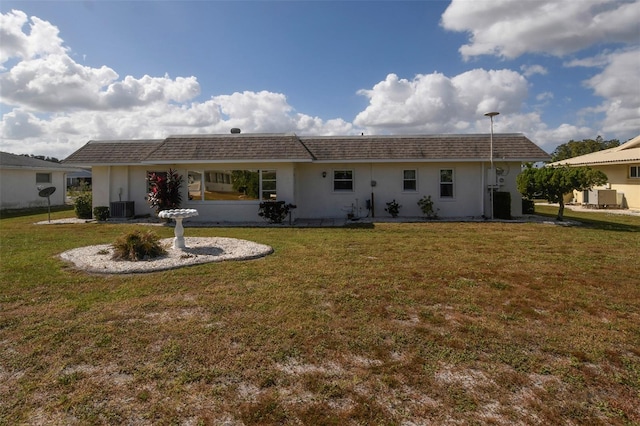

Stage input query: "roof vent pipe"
[{"left": 230, "top": 128, "right": 241, "bottom": 134}]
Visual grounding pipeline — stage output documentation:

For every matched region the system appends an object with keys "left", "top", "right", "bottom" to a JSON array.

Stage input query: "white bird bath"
[{"left": 158, "top": 208, "right": 199, "bottom": 249}]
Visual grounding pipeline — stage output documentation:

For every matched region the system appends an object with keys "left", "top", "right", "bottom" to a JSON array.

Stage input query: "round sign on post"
[{"left": 38, "top": 187, "right": 56, "bottom": 223}]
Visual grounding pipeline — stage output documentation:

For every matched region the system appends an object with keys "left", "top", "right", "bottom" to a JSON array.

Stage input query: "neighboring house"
[
  {"left": 62, "top": 133, "right": 550, "bottom": 222},
  {"left": 549, "top": 135, "right": 640, "bottom": 210},
  {"left": 0, "top": 152, "right": 82, "bottom": 210},
  {"left": 66, "top": 169, "right": 92, "bottom": 190}
]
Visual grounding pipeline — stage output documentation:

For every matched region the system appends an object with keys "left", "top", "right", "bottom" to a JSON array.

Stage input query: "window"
[
  {"left": 188, "top": 171, "right": 203, "bottom": 200},
  {"left": 261, "top": 170, "right": 277, "bottom": 200},
  {"left": 440, "top": 169, "right": 454, "bottom": 198},
  {"left": 630, "top": 165, "right": 639, "bottom": 178},
  {"left": 403, "top": 169, "right": 417, "bottom": 191},
  {"left": 333, "top": 170, "right": 353, "bottom": 191},
  {"left": 187, "top": 169, "right": 277, "bottom": 201},
  {"left": 36, "top": 173, "right": 51, "bottom": 184}
]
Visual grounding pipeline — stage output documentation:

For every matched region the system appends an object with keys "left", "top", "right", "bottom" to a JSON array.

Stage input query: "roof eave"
[
  {"left": 142, "top": 158, "right": 314, "bottom": 165},
  {"left": 0, "top": 164, "right": 85, "bottom": 172},
  {"left": 312, "top": 157, "right": 548, "bottom": 164}
]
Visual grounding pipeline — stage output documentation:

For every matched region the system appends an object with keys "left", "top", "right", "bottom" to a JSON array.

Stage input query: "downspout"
[
  {"left": 481, "top": 162, "right": 486, "bottom": 218},
  {"left": 370, "top": 162, "right": 375, "bottom": 218},
  {"left": 107, "top": 166, "right": 111, "bottom": 210}
]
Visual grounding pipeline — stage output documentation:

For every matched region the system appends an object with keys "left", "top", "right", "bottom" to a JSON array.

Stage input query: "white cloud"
[
  {"left": 0, "top": 10, "right": 67, "bottom": 66},
  {"left": 536, "top": 92, "right": 554, "bottom": 102},
  {"left": 574, "top": 48, "right": 640, "bottom": 135},
  {"left": 521, "top": 65, "right": 548, "bottom": 77},
  {"left": 0, "top": 108, "right": 43, "bottom": 139},
  {"left": 441, "top": 0, "right": 640, "bottom": 60},
  {"left": 584, "top": 49, "right": 639, "bottom": 105},
  {"left": 354, "top": 70, "right": 528, "bottom": 133}
]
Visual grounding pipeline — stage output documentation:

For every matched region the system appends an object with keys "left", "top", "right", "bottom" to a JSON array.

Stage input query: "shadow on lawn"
[
  {"left": 0, "top": 205, "right": 74, "bottom": 219},
  {"left": 535, "top": 210, "right": 640, "bottom": 233}
]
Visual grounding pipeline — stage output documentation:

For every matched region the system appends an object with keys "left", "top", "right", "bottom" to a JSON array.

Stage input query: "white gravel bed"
[{"left": 59, "top": 237, "right": 273, "bottom": 274}]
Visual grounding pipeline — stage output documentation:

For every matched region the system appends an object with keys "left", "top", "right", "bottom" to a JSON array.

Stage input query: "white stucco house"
[
  {"left": 549, "top": 135, "right": 640, "bottom": 210},
  {"left": 0, "top": 152, "right": 82, "bottom": 210},
  {"left": 62, "top": 133, "right": 550, "bottom": 222}
]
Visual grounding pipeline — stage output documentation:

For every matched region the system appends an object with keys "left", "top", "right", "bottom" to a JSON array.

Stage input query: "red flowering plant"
[{"left": 147, "top": 169, "right": 183, "bottom": 214}]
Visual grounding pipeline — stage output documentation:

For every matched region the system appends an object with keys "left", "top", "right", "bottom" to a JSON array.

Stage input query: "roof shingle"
[
  {"left": 62, "top": 140, "right": 164, "bottom": 165},
  {"left": 62, "top": 133, "right": 550, "bottom": 165},
  {"left": 299, "top": 134, "right": 549, "bottom": 162},
  {"left": 145, "top": 134, "right": 314, "bottom": 163}
]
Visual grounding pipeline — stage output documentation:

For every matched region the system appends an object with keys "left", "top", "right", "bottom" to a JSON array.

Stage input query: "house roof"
[
  {"left": 0, "top": 151, "right": 82, "bottom": 171},
  {"left": 62, "top": 133, "right": 550, "bottom": 166},
  {"left": 549, "top": 135, "right": 640, "bottom": 167},
  {"left": 62, "top": 140, "right": 164, "bottom": 166},
  {"left": 145, "top": 134, "right": 314, "bottom": 163},
  {"left": 299, "top": 134, "right": 549, "bottom": 162}
]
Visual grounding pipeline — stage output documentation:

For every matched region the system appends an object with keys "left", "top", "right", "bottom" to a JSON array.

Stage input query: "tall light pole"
[{"left": 484, "top": 111, "right": 499, "bottom": 220}]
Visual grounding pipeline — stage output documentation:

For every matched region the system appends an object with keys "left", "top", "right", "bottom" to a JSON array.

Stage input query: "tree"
[
  {"left": 517, "top": 165, "right": 607, "bottom": 220},
  {"left": 551, "top": 136, "right": 620, "bottom": 162}
]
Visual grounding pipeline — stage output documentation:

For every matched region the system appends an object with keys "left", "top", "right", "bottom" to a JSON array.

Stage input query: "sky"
[{"left": 0, "top": 0, "right": 638, "bottom": 160}]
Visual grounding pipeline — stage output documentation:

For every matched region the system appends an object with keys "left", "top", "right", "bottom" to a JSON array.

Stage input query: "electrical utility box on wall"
[
  {"left": 487, "top": 168, "right": 506, "bottom": 188},
  {"left": 487, "top": 168, "right": 497, "bottom": 188}
]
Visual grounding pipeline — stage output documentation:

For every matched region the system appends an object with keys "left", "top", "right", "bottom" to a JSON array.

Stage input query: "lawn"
[{"left": 1, "top": 207, "right": 639, "bottom": 425}]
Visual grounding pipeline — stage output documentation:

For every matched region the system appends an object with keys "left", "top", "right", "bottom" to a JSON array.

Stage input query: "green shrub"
[
  {"left": 385, "top": 200, "right": 401, "bottom": 218},
  {"left": 93, "top": 206, "right": 109, "bottom": 221},
  {"left": 522, "top": 198, "right": 535, "bottom": 214},
  {"left": 74, "top": 192, "right": 93, "bottom": 219},
  {"left": 258, "top": 200, "right": 296, "bottom": 224},
  {"left": 417, "top": 195, "right": 439, "bottom": 219},
  {"left": 112, "top": 230, "right": 167, "bottom": 261}
]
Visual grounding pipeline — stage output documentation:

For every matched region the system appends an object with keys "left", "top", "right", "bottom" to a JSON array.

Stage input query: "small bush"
[
  {"left": 385, "top": 200, "right": 401, "bottom": 218},
  {"left": 258, "top": 200, "right": 296, "bottom": 224},
  {"left": 93, "top": 206, "right": 109, "bottom": 221},
  {"left": 74, "top": 192, "right": 93, "bottom": 219},
  {"left": 112, "top": 230, "right": 167, "bottom": 261},
  {"left": 522, "top": 198, "right": 535, "bottom": 214},
  {"left": 417, "top": 195, "right": 439, "bottom": 219}
]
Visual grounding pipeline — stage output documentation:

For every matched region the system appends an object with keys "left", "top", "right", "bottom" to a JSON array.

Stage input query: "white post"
[{"left": 484, "top": 112, "right": 500, "bottom": 220}]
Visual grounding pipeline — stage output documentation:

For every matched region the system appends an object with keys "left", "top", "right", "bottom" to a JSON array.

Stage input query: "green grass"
[{"left": 1, "top": 207, "right": 639, "bottom": 425}]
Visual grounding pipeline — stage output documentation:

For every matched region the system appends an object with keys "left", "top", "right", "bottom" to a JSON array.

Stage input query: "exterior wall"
[
  {"left": 0, "top": 169, "right": 67, "bottom": 209},
  {"left": 571, "top": 164, "right": 640, "bottom": 209},
  {"left": 91, "top": 166, "right": 111, "bottom": 212},
  {"left": 294, "top": 162, "right": 499, "bottom": 219},
  {"left": 89, "top": 161, "right": 528, "bottom": 221}
]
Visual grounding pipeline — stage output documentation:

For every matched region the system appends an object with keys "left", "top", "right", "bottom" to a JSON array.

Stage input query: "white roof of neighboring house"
[
  {"left": 0, "top": 151, "right": 83, "bottom": 172},
  {"left": 549, "top": 135, "right": 640, "bottom": 166}
]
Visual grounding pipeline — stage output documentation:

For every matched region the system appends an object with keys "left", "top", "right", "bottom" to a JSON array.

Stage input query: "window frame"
[
  {"left": 333, "top": 170, "right": 354, "bottom": 192},
  {"left": 186, "top": 168, "right": 277, "bottom": 202},
  {"left": 261, "top": 169, "right": 277, "bottom": 200},
  {"left": 36, "top": 172, "right": 51, "bottom": 184},
  {"left": 439, "top": 168, "right": 454, "bottom": 199},
  {"left": 630, "top": 165, "right": 639, "bottom": 179},
  {"left": 402, "top": 169, "right": 417, "bottom": 192}
]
